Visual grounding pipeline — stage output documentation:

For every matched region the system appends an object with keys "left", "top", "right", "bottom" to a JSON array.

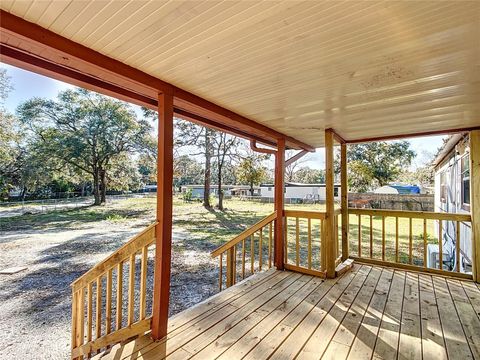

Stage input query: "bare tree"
[
  {"left": 212, "top": 132, "right": 240, "bottom": 210},
  {"left": 285, "top": 150, "right": 310, "bottom": 182}
]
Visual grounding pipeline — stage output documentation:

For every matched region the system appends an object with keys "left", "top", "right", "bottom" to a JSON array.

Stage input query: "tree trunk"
[
  {"left": 100, "top": 169, "right": 107, "bottom": 204},
  {"left": 217, "top": 164, "right": 223, "bottom": 210},
  {"left": 93, "top": 171, "right": 101, "bottom": 205},
  {"left": 203, "top": 129, "right": 211, "bottom": 208},
  {"left": 250, "top": 182, "right": 254, "bottom": 196}
]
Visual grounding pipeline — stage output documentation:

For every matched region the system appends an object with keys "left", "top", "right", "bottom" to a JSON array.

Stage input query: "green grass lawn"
[{"left": 1, "top": 196, "right": 438, "bottom": 268}]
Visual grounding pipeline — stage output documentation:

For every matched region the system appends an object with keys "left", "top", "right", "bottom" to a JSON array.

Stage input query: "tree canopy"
[
  {"left": 17, "top": 89, "right": 153, "bottom": 204},
  {"left": 236, "top": 151, "right": 270, "bottom": 195},
  {"left": 343, "top": 141, "right": 416, "bottom": 192}
]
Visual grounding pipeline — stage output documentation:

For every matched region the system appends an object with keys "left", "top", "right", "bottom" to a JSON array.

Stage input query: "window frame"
[
  {"left": 461, "top": 154, "right": 470, "bottom": 211},
  {"left": 440, "top": 171, "right": 447, "bottom": 204}
]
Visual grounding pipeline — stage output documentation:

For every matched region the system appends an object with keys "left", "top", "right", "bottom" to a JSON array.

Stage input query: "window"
[
  {"left": 334, "top": 187, "right": 339, "bottom": 197},
  {"left": 440, "top": 171, "right": 447, "bottom": 203},
  {"left": 461, "top": 154, "right": 470, "bottom": 211},
  {"left": 268, "top": 187, "right": 272, "bottom": 191}
]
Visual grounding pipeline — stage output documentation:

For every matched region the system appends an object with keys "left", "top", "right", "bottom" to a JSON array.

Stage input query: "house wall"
[
  {"left": 434, "top": 135, "right": 472, "bottom": 272},
  {"left": 260, "top": 185, "right": 340, "bottom": 201}
]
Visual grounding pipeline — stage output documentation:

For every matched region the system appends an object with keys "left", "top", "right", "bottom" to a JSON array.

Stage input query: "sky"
[{"left": 1, "top": 63, "right": 445, "bottom": 171}]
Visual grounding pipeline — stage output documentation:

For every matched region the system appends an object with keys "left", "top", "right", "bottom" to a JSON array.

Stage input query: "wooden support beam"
[
  {"left": 325, "top": 129, "right": 336, "bottom": 278},
  {"left": 341, "top": 142, "right": 349, "bottom": 261},
  {"left": 274, "top": 138, "right": 286, "bottom": 270},
  {"left": 285, "top": 149, "right": 309, "bottom": 167},
  {"left": 471, "top": 130, "right": 480, "bottom": 283},
  {"left": 151, "top": 92, "right": 174, "bottom": 340}
]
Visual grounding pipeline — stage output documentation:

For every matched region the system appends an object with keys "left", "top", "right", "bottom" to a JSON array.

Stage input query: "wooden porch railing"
[
  {"left": 348, "top": 208, "right": 472, "bottom": 279},
  {"left": 283, "top": 209, "right": 342, "bottom": 278},
  {"left": 211, "top": 212, "right": 276, "bottom": 290},
  {"left": 70, "top": 222, "right": 157, "bottom": 359}
]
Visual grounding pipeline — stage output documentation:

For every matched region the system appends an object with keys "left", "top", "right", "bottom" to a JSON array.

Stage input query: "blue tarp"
[{"left": 390, "top": 185, "right": 421, "bottom": 194}]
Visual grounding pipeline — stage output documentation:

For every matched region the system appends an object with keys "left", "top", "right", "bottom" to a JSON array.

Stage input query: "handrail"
[
  {"left": 72, "top": 222, "right": 157, "bottom": 292},
  {"left": 211, "top": 212, "right": 277, "bottom": 290},
  {"left": 348, "top": 208, "right": 473, "bottom": 278},
  {"left": 284, "top": 209, "right": 326, "bottom": 219},
  {"left": 71, "top": 222, "right": 157, "bottom": 359},
  {"left": 348, "top": 208, "right": 471, "bottom": 222},
  {"left": 211, "top": 212, "right": 277, "bottom": 257}
]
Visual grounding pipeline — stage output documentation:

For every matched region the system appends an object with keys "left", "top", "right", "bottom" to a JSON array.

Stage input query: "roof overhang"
[
  {"left": 1, "top": 2, "right": 479, "bottom": 147},
  {"left": 0, "top": 10, "right": 314, "bottom": 151}
]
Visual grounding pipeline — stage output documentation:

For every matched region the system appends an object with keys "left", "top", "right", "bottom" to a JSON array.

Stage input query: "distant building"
[
  {"left": 260, "top": 182, "right": 340, "bottom": 202},
  {"left": 433, "top": 133, "right": 471, "bottom": 273},
  {"left": 181, "top": 185, "right": 260, "bottom": 199}
]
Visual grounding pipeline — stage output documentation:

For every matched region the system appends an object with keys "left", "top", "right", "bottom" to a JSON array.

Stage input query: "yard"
[{"left": 0, "top": 196, "right": 435, "bottom": 359}]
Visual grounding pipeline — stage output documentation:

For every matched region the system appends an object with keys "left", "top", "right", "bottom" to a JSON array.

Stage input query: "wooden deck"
[{"left": 96, "top": 264, "right": 480, "bottom": 360}]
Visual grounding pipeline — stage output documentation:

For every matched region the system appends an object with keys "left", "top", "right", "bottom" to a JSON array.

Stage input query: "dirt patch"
[{"left": 0, "top": 196, "right": 278, "bottom": 359}]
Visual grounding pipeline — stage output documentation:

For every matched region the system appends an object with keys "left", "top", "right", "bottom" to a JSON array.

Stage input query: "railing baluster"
[
  {"left": 307, "top": 218, "right": 312, "bottom": 269},
  {"left": 285, "top": 217, "right": 288, "bottom": 264},
  {"left": 423, "top": 218, "right": 427, "bottom": 268},
  {"left": 335, "top": 215, "right": 339, "bottom": 259},
  {"left": 296, "top": 217, "right": 300, "bottom": 267},
  {"left": 116, "top": 262, "right": 123, "bottom": 330},
  {"left": 395, "top": 217, "right": 399, "bottom": 263},
  {"left": 438, "top": 220, "right": 443, "bottom": 270},
  {"left": 76, "top": 288, "right": 85, "bottom": 350},
  {"left": 369, "top": 215, "right": 373, "bottom": 258},
  {"left": 251, "top": 235, "right": 254, "bottom": 274},
  {"left": 382, "top": 216, "right": 385, "bottom": 261},
  {"left": 219, "top": 253, "right": 223, "bottom": 291},
  {"left": 242, "top": 239, "right": 246, "bottom": 278},
  {"left": 96, "top": 277, "right": 102, "bottom": 340},
  {"left": 321, "top": 219, "right": 326, "bottom": 271},
  {"left": 456, "top": 221, "right": 460, "bottom": 272},
  {"left": 259, "top": 229, "right": 263, "bottom": 271},
  {"left": 87, "top": 282, "right": 93, "bottom": 347},
  {"left": 127, "top": 254, "right": 135, "bottom": 326},
  {"left": 269, "top": 222, "right": 273, "bottom": 268},
  {"left": 233, "top": 244, "right": 237, "bottom": 285},
  {"left": 358, "top": 214, "right": 362, "bottom": 257},
  {"left": 226, "top": 247, "right": 235, "bottom": 287},
  {"left": 71, "top": 290, "right": 78, "bottom": 354},
  {"left": 139, "top": 245, "right": 148, "bottom": 320},
  {"left": 106, "top": 269, "right": 112, "bottom": 335},
  {"left": 409, "top": 218, "right": 413, "bottom": 264}
]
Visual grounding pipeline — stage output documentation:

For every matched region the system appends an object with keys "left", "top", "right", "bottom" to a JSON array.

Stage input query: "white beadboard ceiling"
[{"left": 1, "top": 0, "right": 479, "bottom": 147}]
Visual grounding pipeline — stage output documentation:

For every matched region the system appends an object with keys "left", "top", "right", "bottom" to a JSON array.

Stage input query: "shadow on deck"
[{"left": 95, "top": 264, "right": 480, "bottom": 360}]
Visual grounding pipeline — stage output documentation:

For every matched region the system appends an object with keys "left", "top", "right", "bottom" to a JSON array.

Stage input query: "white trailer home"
[
  {"left": 433, "top": 133, "right": 472, "bottom": 273},
  {"left": 260, "top": 182, "right": 341, "bottom": 202}
]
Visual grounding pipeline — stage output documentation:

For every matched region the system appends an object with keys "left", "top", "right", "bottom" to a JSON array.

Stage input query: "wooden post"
[
  {"left": 471, "top": 130, "right": 480, "bottom": 282},
  {"left": 151, "top": 92, "right": 174, "bottom": 340},
  {"left": 226, "top": 247, "right": 235, "bottom": 287},
  {"left": 325, "top": 129, "right": 336, "bottom": 278},
  {"left": 340, "top": 142, "right": 349, "bottom": 261},
  {"left": 274, "top": 138, "right": 285, "bottom": 270}
]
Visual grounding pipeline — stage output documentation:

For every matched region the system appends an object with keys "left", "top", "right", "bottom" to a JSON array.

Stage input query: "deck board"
[{"left": 96, "top": 265, "right": 480, "bottom": 360}]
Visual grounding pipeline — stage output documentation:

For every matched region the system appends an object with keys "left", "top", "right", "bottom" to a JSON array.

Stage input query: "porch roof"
[{"left": 1, "top": 1, "right": 479, "bottom": 148}]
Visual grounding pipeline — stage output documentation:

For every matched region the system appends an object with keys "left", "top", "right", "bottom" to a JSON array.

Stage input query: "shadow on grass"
[
  {"left": 0, "top": 205, "right": 151, "bottom": 233},
  {"left": 0, "top": 228, "right": 142, "bottom": 327}
]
